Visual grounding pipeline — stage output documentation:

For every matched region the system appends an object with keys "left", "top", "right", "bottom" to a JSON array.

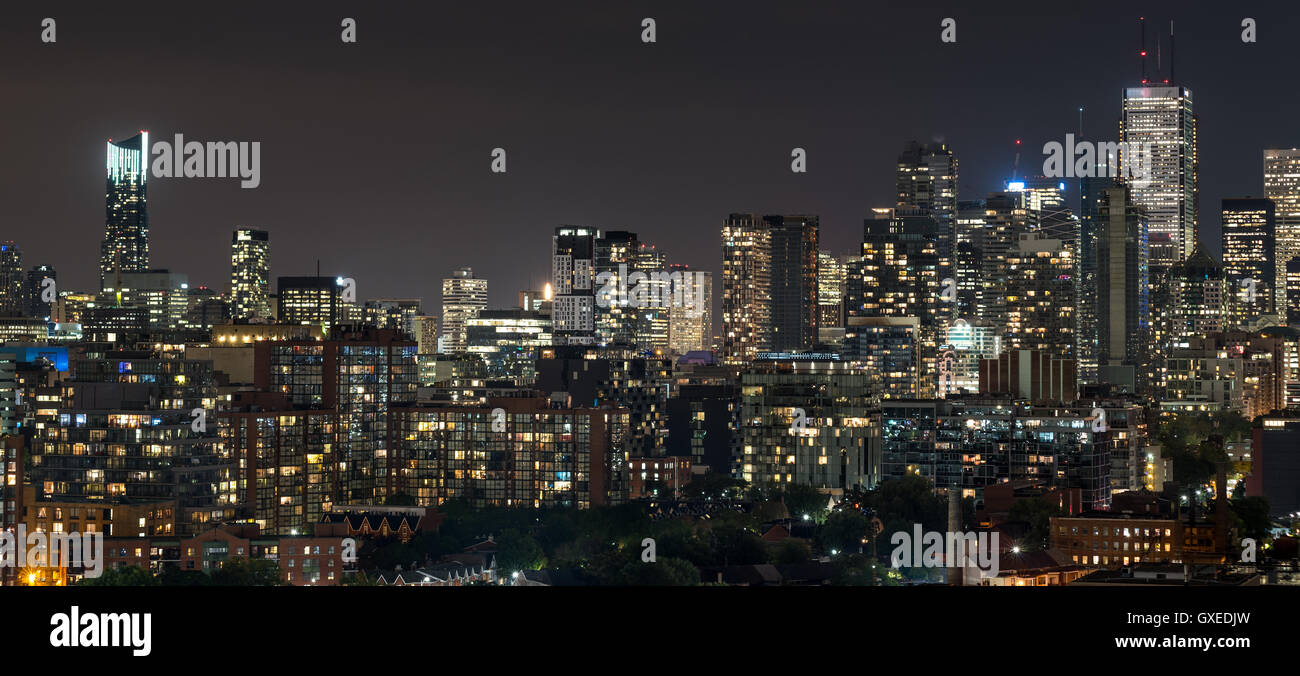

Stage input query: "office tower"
[
  {"left": 1005, "top": 233, "right": 1076, "bottom": 358},
  {"left": 767, "top": 215, "right": 819, "bottom": 351},
  {"left": 364, "top": 298, "right": 422, "bottom": 336},
  {"left": 0, "top": 242, "right": 22, "bottom": 316},
  {"left": 737, "top": 361, "right": 875, "bottom": 490},
  {"left": 278, "top": 276, "right": 347, "bottom": 327},
  {"left": 184, "top": 285, "right": 229, "bottom": 330},
  {"left": 115, "top": 270, "right": 190, "bottom": 330},
  {"left": 847, "top": 209, "right": 943, "bottom": 394},
  {"left": 897, "top": 141, "right": 958, "bottom": 261},
  {"left": 1008, "top": 176, "right": 1079, "bottom": 258},
  {"left": 25, "top": 264, "right": 56, "bottom": 319},
  {"left": 721, "top": 214, "right": 772, "bottom": 363},
  {"left": 843, "top": 316, "right": 922, "bottom": 398},
  {"left": 817, "top": 252, "right": 847, "bottom": 330},
  {"left": 1119, "top": 84, "right": 1197, "bottom": 269},
  {"left": 1096, "top": 186, "right": 1150, "bottom": 391},
  {"left": 594, "top": 231, "right": 639, "bottom": 346},
  {"left": 1006, "top": 176, "right": 1066, "bottom": 213},
  {"left": 1264, "top": 149, "right": 1300, "bottom": 309},
  {"left": 632, "top": 241, "right": 670, "bottom": 353},
  {"left": 466, "top": 309, "right": 552, "bottom": 381},
  {"left": 1076, "top": 176, "right": 1117, "bottom": 382},
  {"left": 936, "top": 319, "right": 1000, "bottom": 397},
  {"left": 1288, "top": 258, "right": 1300, "bottom": 325},
  {"left": 519, "top": 287, "right": 552, "bottom": 314},
  {"left": 976, "top": 192, "right": 1038, "bottom": 328},
  {"left": 849, "top": 209, "right": 943, "bottom": 324},
  {"left": 1172, "top": 242, "right": 1228, "bottom": 341},
  {"left": 440, "top": 267, "right": 487, "bottom": 353},
  {"left": 256, "top": 326, "right": 418, "bottom": 504},
  {"left": 100, "top": 132, "right": 150, "bottom": 290},
  {"left": 415, "top": 315, "right": 439, "bottom": 354},
  {"left": 668, "top": 264, "right": 711, "bottom": 355},
  {"left": 1221, "top": 198, "right": 1278, "bottom": 328},
  {"left": 953, "top": 200, "right": 987, "bottom": 316},
  {"left": 392, "top": 397, "right": 629, "bottom": 509},
  {"left": 230, "top": 228, "right": 270, "bottom": 321},
  {"left": 553, "top": 227, "right": 599, "bottom": 345}
]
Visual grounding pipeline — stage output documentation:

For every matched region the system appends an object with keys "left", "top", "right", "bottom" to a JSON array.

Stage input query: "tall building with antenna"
[{"left": 1118, "top": 19, "right": 1197, "bottom": 270}]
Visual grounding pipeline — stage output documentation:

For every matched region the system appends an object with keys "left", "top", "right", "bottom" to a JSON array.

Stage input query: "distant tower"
[
  {"left": 100, "top": 132, "right": 150, "bottom": 290},
  {"left": 230, "top": 228, "right": 270, "bottom": 321},
  {"left": 1220, "top": 198, "right": 1278, "bottom": 327},
  {"left": 552, "top": 227, "right": 600, "bottom": 346},
  {"left": 0, "top": 242, "right": 22, "bottom": 316},
  {"left": 721, "top": 214, "right": 771, "bottom": 363},
  {"left": 440, "top": 267, "right": 487, "bottom": 353}
]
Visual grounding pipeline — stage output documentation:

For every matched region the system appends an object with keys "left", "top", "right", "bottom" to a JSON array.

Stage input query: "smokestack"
[{"left": 947, "top": 489, "right": 962, "bottom": 586}]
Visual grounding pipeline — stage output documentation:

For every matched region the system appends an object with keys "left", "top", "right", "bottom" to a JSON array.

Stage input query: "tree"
[
  {"left": 77, "top": 565, "right": 156, "bottom": 586},
  {"left": 779, "top": 483, "right": 829, "bottom": 522},
  {"left": 495, "top": 529, "right": 547, "bottom": 573},
  {"left": 818, "top": 510, "right": 870, "bottom": 555},
  {"left": 613, "top": 557, "right": 699, "bottom": 586},
  {"left": 209, "top": 557, "right": 285, "bottom": 586},
  {"left": 1230, "top": 496, "right": 1272, "bottom": 544},
  {"left": 773, "top": 538, "right": 812, "bottom": 564},
  {"left": 1007, "top": 497, "right": 1063, "bottom": 551}
]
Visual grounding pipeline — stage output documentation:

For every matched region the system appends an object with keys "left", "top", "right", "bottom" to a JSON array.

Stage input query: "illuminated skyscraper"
[
  {"left": 595, "top": 231, "right": 639, "bottom": 347},
  {"left": 1172, "top": 241, "right": 1228, "bottom": 341},
  {"left": 0, "top": 242, "right": 22, "bottom": 316},
  {"left": 897, "top": 142, "right": 958, "bottom": 262},
  {"left": 440, "top": 267, "right": 488, "bottom": 353},
  {"left": 817, "top": 252, "right": 847, "bottom": 330},
  {"left": 846, "top": 208, "right": 944, "bottom": 395},
  {"left": 1220, "top": 198, "right": 1278, "bottom": 327},
  {"left": 100, "top": 132, "right": 150, "bottom": 290},
  {"left": 668, "top": 265, "right": 711, "bottom": 355},
  {"left": 767, "top": 216, "right": 819, "bottom": 352},
  {"left": 632, "top": 241, "right": 670, "bottom": 353},
  {"left": 1263, "top": 149, "right": 1300, "bottom": 311},
  {"left": 1119, "top": 84, "right": 1196, "bottom": 269},
  {"left": 279, "top": 276, "right": 352, "bottom": 327},
  {"left": 1005, "top": 233, "right": 1075, "bottom": 359},
  {"left": 230, "top": 228, "right": 270, "bottom": 321},
  {"left": 721, "top": 214, "right": 771, "bottom": 364},
  {"left": 975, "top": 192, "right": 1037, "bottom": 328},
  {"left": 553, "top": 227, "right": 599, "bottom": 346}
]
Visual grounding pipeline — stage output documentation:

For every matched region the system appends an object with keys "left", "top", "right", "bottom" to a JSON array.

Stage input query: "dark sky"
[{"left": 3, "top": 1, "right": 1297, "bottom": 312}]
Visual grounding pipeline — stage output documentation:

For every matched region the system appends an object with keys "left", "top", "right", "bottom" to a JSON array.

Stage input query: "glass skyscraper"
[
  {"left": 231, "top": 228, "right": 271, "bottom": 321},
  {"left": 100, "top": 132, "right": 150, "bottom": 290}
]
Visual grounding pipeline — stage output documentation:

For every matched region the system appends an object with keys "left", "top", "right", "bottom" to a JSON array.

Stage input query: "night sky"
[{"left": 3, "top": 0, "right": 1297, "bottom": 312}]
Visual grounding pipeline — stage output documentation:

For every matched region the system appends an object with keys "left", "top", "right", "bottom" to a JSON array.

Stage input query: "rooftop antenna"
[
  {"left": 1139, "top": 17, "right": 1147, "bottom": 83},
  {"left": 1169, "top": 21, "right": 1176, "bottom": 84}
]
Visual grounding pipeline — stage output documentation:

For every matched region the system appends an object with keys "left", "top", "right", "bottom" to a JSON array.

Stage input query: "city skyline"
[{"left": 4, "top": 3, "right": 1298, "bottom": 311}]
